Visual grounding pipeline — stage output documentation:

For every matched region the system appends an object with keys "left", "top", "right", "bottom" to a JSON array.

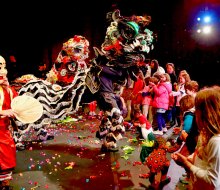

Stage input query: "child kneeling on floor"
[{"left": 132, "top": 108, "right": 153, "bottom": 140}]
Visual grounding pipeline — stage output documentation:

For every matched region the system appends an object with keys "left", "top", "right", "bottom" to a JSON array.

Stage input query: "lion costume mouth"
[{"left": 100, "top": 9, "right": 154, "bottom": 68}]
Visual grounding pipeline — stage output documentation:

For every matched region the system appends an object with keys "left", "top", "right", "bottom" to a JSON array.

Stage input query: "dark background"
[{"left": 1, "top": 0, "right": 220, "bottom": 87}]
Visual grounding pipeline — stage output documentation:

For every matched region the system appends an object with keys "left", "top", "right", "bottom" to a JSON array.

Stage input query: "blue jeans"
[{"left": 156, "top": 112, "right": 166, "bottom": 131}]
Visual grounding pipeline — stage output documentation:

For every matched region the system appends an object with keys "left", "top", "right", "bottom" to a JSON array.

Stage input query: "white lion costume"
[{"left": 13, "top": 35, "right": 90, "bottom": 145}]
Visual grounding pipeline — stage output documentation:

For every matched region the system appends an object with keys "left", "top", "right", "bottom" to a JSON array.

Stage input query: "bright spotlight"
[
  {"left": 197, "top": 29, "right": 201, "bottom": 33},
  {"left": 202, "top": 26, "right": 211, "bottom": 34},
  {"left": 204, "top": 16, "right": 211, "bottom": 23},
  {"left": 191, "top": 8, "right": 219, "bottom": 46}
]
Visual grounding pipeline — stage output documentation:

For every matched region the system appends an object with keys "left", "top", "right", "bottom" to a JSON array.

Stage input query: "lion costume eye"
[
  {"left": 68, "top": 62, "right": 76, "bottom": 72},
  {"left": 74, "top": 48, "right": 81, "bottom": 53},
  {"left": 74, "top": 46, "right": 83, "bottom": 54},
  {"left": 119, "top": 21, "right": 139, "bottom": 40}
]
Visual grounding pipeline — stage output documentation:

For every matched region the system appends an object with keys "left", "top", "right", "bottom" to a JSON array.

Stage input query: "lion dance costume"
[
  {"left": 13, "top": 35, "right": 90, "bottom": 145},
  {"left": 13, "top": 9, "right": 155, "bottom": 152}
]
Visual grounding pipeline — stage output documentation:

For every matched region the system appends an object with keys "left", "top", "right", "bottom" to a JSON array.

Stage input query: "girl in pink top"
[{"left": 150, "top": 74, "right": 172, "bottom": 135}]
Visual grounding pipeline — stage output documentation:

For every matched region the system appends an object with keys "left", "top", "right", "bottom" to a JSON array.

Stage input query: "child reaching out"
[
  {"left": 150, "top": 73, "right": 172, "bottom": 135},
  {"left": 173, "top": 94, "right": 195, "bottom": 142},
  {"left": 167, "top": 94, "right": 198, "bottom": 184}
]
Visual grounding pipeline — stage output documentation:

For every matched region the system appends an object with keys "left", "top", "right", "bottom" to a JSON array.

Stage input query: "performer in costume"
[
  {"left": 14, "top": 9, "right": 155, "bottom": 152},
  {"left": 13, "top": 35, "right": 90, "bottom": 146},
  {"left": 0, "top": 55, "right": 18, "bottom": 189},
  {"left": 87, "top": 9, "right": 155, "bottom": 151}
]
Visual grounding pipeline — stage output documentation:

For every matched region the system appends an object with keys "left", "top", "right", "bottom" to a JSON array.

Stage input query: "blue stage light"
[{"left": 203, "top": 16, "right": 211, "bottom": 23}]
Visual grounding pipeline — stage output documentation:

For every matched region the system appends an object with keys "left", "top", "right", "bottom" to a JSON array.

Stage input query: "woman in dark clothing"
[{"left": 165, "top": 63, "right": 178, "bottom": 127}]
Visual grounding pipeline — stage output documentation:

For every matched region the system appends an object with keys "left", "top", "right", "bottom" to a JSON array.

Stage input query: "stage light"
[
  {"left": 202, "top": 25, "right": 212, "bottom": 34},
  {"left": 190, "top": 5, "right": 220, "bottom": 46},
  {"left": 203, "top": 16, "right": 211, "bottom": 23}
]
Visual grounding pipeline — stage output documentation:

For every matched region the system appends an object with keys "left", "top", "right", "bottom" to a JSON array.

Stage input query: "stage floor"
[{"left": 11, "top": 116, "right": 190, "bottom": 190}]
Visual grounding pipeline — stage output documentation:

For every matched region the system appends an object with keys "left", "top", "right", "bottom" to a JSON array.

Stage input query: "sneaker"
[
  {"left": 163, "top": 127, "right": 168, "bottom": 132},
  {"left": 182, "top": 172, "right": 187, "bottom": 177},
  {"left": 153, "top": 130, "right": 163, "bottom": 135},
  {"left": 179, "top": 176, "right": 190, "bottom": 184}
]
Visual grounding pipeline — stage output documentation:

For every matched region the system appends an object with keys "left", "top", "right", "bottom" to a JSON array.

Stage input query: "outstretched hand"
[
  {"left": 171, "top": 152, "right": 193, "bottom": 170},
  {"left": 0, "top": 109, "right": 16, "bottom": 118}
]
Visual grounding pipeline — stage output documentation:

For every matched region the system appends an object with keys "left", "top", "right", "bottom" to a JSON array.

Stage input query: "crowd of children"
[{"left": 95, "top": 59, "right": 212, "bottom": 188}]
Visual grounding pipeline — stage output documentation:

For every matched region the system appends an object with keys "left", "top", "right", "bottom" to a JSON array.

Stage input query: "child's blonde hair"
[
  {"left": 149, "top": 76, "right": 159, "bottom": 85},
  {"left": 185, "top": 80, "right": 199, "bottom": 92},
  {"left": 178, "top": 72, "right": 191, "bottom": 83},
  {"left": 163, "top": 73, "right": 171, "bottom": 82}
]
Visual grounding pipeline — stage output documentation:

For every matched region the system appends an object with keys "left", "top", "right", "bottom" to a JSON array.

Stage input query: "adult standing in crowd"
[
  {"left": 165, "top": 63, "right": 178, "bottom": 126},
  {"left": 0, "top": 55, "right": 18, "bottom": 189},
  {"left": 145, "top": 59, "right": 165, "bottom": 78},
  {"left": 165, "top": 63, "right": 177, "bottom": 88}
]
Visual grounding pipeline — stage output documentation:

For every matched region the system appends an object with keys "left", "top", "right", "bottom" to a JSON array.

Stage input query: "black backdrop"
[{"left": 1, "top": 0, "right": 220, "bottom": 87}]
